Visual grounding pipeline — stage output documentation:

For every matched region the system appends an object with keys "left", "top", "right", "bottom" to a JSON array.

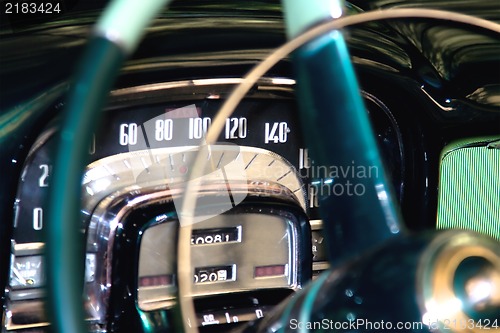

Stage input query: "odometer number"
[
  {"left": 191, "top": 227, "right": 241, "bottom": 245},
  {"left": 193, "top": 265, "right": 235, "bottom": 284}
]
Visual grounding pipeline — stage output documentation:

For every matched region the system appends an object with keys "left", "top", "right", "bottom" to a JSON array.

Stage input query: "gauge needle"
[{"left": 12, "top": 266, "right": 27, "bottom": 285}]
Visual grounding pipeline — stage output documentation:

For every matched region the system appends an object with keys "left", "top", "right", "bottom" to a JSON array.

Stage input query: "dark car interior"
[{"left": 1, "top": 0, "right": 499, "bottom": 332}]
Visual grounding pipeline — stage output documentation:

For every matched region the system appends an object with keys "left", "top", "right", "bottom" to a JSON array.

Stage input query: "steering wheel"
[{"left": 45, "top": 1, "right": 500, "bottom": 332}]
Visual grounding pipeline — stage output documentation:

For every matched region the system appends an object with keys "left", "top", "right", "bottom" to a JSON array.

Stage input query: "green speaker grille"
[{"left": 437, "top": 145, "right": 500, "bottom": 240}]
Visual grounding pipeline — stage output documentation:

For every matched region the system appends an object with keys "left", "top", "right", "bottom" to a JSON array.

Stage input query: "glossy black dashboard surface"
[{"left": 1, "top": 0, "right": 499, "bottom": 332}]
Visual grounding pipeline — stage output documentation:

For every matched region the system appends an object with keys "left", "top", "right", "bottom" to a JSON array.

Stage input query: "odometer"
[
  {"left": 137, "top": 206, "right": 305, "bottom": 310},
  {"left": 193, "top": 265, "right": 235, "bottom": 284},
  {"left": 191, "top": 227, "right": 241, "bottom": 245}
]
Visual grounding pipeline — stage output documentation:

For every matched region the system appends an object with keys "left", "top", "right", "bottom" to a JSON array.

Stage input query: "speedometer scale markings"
[
  {"left": 245, "top": 154, "right": 258, "bottom": 170},
  {"left": 82, "top": 146, "right": 307, "bottom": 212}
]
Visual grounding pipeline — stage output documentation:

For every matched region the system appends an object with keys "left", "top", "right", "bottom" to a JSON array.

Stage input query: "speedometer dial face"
[{"left": 12, "top": 93, "right": 403, "bottom": 247}]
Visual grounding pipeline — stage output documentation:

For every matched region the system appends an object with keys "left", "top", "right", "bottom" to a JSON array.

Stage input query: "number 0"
[{"left": 33, "top": 208, "right": 43, "bottom": 230}]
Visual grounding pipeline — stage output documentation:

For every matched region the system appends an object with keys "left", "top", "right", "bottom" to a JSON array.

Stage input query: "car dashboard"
[{"left": 1, "top": 1, "right": 499, "bottom": 332}]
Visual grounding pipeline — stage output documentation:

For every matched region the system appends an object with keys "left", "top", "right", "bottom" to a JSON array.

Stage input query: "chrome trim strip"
[
  {"left": 309, "top": 219, "right": 323, "bottom": 230},
  {"left": 4, "top": 300, "right": 49, "bottom": 331},
  {"left": 312, "top": 262, "right": 329, "bottom": 272},
  {"left": 12, "top": 242, "right": 45, "bottom": 256},
  {"left": 109, "top": 77, "right": 295, "bottom": 97}
]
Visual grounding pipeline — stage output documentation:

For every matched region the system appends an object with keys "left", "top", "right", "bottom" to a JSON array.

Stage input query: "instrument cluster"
[{"left": 5, "top": 78, "right": 404, "bottom": 332}]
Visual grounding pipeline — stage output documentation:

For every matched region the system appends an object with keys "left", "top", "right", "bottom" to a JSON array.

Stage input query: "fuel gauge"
[{"left": 10, "top": 255, "right": 45, "bottom": 289}]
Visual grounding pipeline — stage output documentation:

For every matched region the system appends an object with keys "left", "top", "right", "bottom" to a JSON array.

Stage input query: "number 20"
[{"left": 39, "top": 164, "right": 50, "bottom": 187}]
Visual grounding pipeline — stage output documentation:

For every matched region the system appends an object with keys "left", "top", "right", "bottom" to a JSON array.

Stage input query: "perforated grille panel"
[{"left": 437, "top": 144, "right": 500, "bottom": 239}]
